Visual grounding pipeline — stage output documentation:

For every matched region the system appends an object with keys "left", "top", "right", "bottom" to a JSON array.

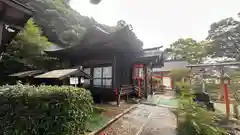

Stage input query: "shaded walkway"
[{"left": 100, "top": 104, "right": 176, "bottom": 135}]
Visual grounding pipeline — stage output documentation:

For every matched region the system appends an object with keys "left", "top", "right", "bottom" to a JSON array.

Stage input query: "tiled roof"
[
  {"left": 35, "top": 69, "right": 78, "bottom": 79},
  {"left": 35, "top": 68, "right": 91, "bottom": 80},
  {"left": 9, "top": 70, "right": 45, "bottom": 77}
]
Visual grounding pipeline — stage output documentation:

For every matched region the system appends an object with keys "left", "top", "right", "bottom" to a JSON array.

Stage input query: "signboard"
[
  {"left": 80, "top": 77, "right": 84, "bottom": 84},
  {"left": 70, "top": 77, "right": 79, "bottom": 85}
]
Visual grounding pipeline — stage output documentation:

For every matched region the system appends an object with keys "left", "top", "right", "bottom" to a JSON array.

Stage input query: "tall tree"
[
  {"left": 207, "top": 17, "right": 240, "bottom": 60},
  {"left": 165, "top": 38, "right": 211, "bottom": 64},
  {"left": 90, "top": 0, "right": 101, "bottom": 4},
  {"left": 23, "top": 0, "right": 115, "bottom": 47}
]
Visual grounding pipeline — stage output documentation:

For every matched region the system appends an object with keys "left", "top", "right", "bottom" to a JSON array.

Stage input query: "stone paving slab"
[
  {"left": 100, "top": 104, "right": 176, "bottom": 135},
  {"left": 140, "top": 106, "right": 177, "bottom": 135},
  {"left": 101, "top": 104, "right": 152, "bottom": 135}
]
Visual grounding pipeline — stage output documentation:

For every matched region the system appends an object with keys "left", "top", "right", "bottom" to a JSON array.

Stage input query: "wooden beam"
[
  {"left": 0, "top": 0, "right": 33, "bottom": 15},
  {"left": 82, "top": 59, "right": 112, "bottom": 66},
  {"left": 0, "top": 21, "right": 4, "bottom": 60},
  {"left": 112, "top": 55, "right": 116, "bottom": 89},
  {"left": 144, "top": 65, "right": 148, "bottom": 99},
  {"left": 150, "top": 67, "right": 153, "bottom": 95},
  {"left": 187, "top": 62, "right": 240, "bottom": 68},
  {"left": 143, "top": 46, "right": 163, "bottom": 51}
]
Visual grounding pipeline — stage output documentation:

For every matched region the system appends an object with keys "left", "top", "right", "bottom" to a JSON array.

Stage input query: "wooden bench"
[{"left": 116, "top": 85, "right": 135, "bottom": 106}]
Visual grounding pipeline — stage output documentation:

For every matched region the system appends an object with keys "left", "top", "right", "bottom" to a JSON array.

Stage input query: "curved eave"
[
  {"left": 1, "top": 0, "right": 33, "bottom": 45},
  {"left": 45, "top": 26, "right": 111, "bottom": 58},
  {"left": 2, "top": 0, "right": 34, "bottom": 14},
  {"left": 135, "top": 54, "right": 164, "bottom": 67},
  {"left": 45, "top": 25, "right": 144, "bottom": 59}
]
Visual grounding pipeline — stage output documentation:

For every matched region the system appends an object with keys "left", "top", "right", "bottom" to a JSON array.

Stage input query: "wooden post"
[
  {"left": 113, "top": 56, "right": 119, "bottom": 106},
  {"left": 144, "top": 65, "right": 148, "bottom": 99},
  {"left": 117, "top": 87, "right": 121, "bottom": 106},
  {"left": 190, "top": 67, "right": 192, "bottom": 84},
  {"left": 160, "top": 72, "right": 164, "bottom": 92},
  {"left": 220, "top": 67, "right": 230, "bottom": 118},
  {"left": 0, "top": 21, "right": 4, "bottom": 61},
  {"left": 150, "top": 67, "right": 153, "bottom": 95},
  {"left": 112, "top": 56, "right": 116, "bottom": 90},
  {"left": 224, "top": 80, "right": 230, "bottom": 118},
  {"left": 138, "top": 79, "right": 141, "bottom": 97}
]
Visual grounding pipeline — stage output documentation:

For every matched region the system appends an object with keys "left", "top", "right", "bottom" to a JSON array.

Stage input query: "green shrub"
[
  {"left": 177, "top": 90, "right": 227, "bottom": 135},
  {"left": 176, "top": 82, "right": 194, "bottom": 91},
  {"left": 0, "top": 83, "right": 93, "bottom": 135}
]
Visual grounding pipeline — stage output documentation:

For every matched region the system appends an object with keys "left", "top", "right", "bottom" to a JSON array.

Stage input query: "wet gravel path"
[
  {"left": 139, "top": 105, "right": 176, "bottom": 135},
  {"left": 100, "top": 104, "right": 176, "bottom": 135}
]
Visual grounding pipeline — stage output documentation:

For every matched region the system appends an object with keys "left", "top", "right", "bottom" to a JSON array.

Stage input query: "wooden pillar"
[
  {"left": 112, "top": 55, "right": 116, "bottom": 89},
  {"left": 190, "top": 67, "right": 192, "bottom": 84},
  {"left": 160, "top": 72, "right": 164, "bottom": 91},
  {"left": 150, "top": 67, "right": 153, "bottom": 95},
  {"left": 113, "top": 56, "right": 119, "bottom": 106},
  {"left": 144, "top": 64, "right": 148, "bottom": 99},
  {"left": 220, "top": 67, "right": 230, "bottom": 118},
  {"left": 0, "top": 21, "right": 4, "bottom": 61},
  {"left": 90, "top": 66, "right": 94, "bottom": 89},
  {"left": 223, "top": 82, "right": 230, "bottom": 118}
]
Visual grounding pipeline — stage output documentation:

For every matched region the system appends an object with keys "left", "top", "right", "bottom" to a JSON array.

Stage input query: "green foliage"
[
  {"left": 85, "top": 109, "right": 109, "bottom": 132},
  {"left": 0, "top": 19, "right": 62, "bottom": 84},
  {"left": 2, "top": 19, "right": 56, "bottom": 68},
  {"left": 0, "top": 83, "right": 93, "bottom": 135},
  {"left": 90, "top": 0, "right": 102, "bottom": 4},
  {"left": 228, "top": 71, "right": 240, "bottom": 84},
  {"left": 25, "top": 0, "right": 114, "bottom": 47},
  {"left": 169, "top": 69, "right": 190, "bottom": 85},
  {"left": 5, "top": 19, "right": 51, "bottom": 63},
  {"left": 177, "top": 90, "right": 227, "bottom": 135},
  {"left": 166, "top": 38, "right": 211, "bottom": 64},
  {"left": 207, "top": 17, "right": 240, "bottom": 60},
  {"left": 175, "top": 82, "right": 194, "bottom": 92}
]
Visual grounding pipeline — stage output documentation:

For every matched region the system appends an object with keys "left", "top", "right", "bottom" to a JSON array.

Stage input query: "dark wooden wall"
[
  {"left": 61, "top": 49, "right": 142, "bottom": 102},
  {"left": 114, "top": 52, "right": 136, "bottom": 88}
]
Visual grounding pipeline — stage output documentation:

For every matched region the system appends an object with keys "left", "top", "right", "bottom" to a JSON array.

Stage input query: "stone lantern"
[{"left": 223, "top": 73, "right": 230, "bottom": 85}]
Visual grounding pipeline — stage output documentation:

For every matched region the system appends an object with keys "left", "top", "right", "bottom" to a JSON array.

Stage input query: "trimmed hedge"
[{"left": 0, "top": 83, "right": 93, "bottom": 135}]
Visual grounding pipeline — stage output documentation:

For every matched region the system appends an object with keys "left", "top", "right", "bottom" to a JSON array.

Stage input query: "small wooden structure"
[
  {"left": 0, "top": 0, "right": 33, "bottom": 57},
  {"left": 34, "top": 68, "right": 92, "bottom": 86},
  {"left": 8, "top": 70, "right": 45, "bottom": 84},
  {"left": 45, "top": 25, "right": 164, "bottom": 102}
]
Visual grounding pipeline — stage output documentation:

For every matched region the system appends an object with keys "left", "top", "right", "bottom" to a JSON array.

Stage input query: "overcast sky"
[{"left": 70, "top": 0, "right": 240, "bottom": 49}]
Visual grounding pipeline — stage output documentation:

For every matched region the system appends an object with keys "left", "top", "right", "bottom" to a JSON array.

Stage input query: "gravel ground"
[{"left": 100, "top": 104, "right": 176, "bottom": 135}]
